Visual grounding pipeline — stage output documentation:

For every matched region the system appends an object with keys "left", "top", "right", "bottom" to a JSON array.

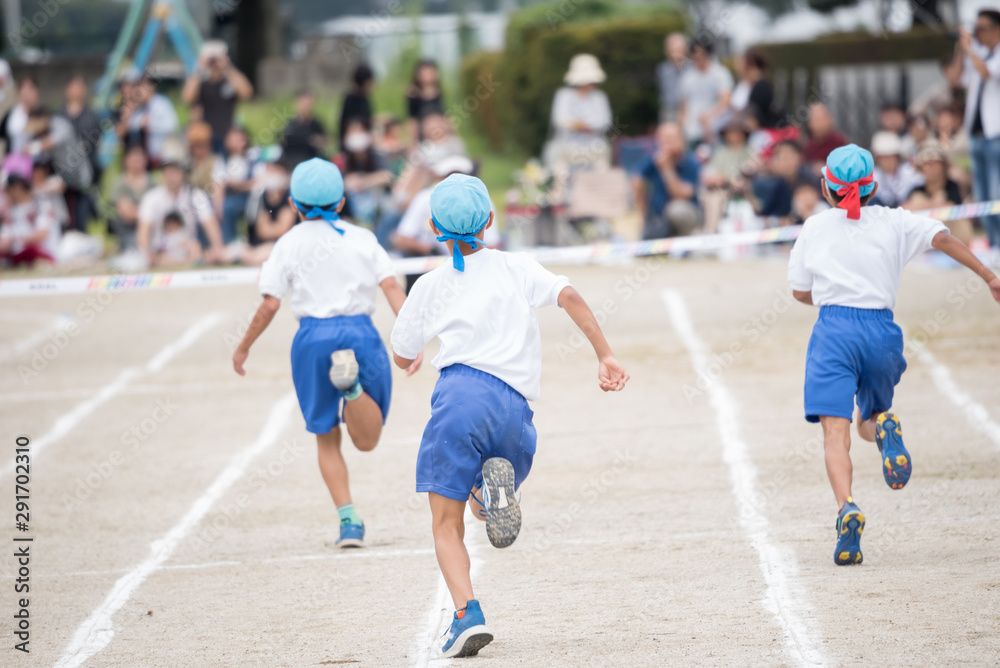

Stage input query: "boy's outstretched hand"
[
  {"left": 990, "top": 277, "right": 1000, "bottom": 305},
  {"left": 598, "top": 355, "right": 629, "bottom": 392}
]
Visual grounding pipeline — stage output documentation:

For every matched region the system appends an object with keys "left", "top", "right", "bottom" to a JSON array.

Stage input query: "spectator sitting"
[
  {"left": 181, "top": 40, "right": 254, "bottom": 154},
  {"left": 187, "top": 122, "right": 216, "bottom": 194},
  {"left": 905, "top": 146, "right": 971, "bottom": 243},
  {"left": 678, "top": 41, "right": 733, "bottom": 147},
  {"left": 748, "top": 140, "right": 813, "bottom": 221},
  {"left": 789, "top": 181, "right": 829, "bottom": 226},
  {"left": 544, "top": 54, "right": 613, "bottom": 171},
  {"left": 136, "top": 148, "right": 224, "bottom": 266},
  {"left": 632, "top": 121, "right": 700, "bottom": 239},
  {"left": 801, "top": 102, "right": 847, "bottom": 172},
  {"left": 283, "top": 89, "right": 327, "bottom": 169},
  {"left": 871, "top": 131, "right": 923, "bottom": 208},
  {"left": 31, "top": 160, "right": 70, "bottom": 231},
  {"left": 109, "top": 143, "right": 152, "bottom": 251},
  {"left": 0, "top": 77, "right": 39, "bottom": 154},
  {"left": 118, "top": 72, "right": 179, "bottom": 167},
  {"left": 241, "top": 159, "right": 295, "bottom": 266},
  {"left": 406, "top": 59, "right": 444, "bottom": 148},
  {"left": 155, "top": 211, "right": 202, "bottom": 266},
  {"left": 700, "top": 115, "right": 758, "bottom": 233},
  {"left": 24, "top": 107, "right": 93, "bottom": 231},
  {"left": 656, "top": 32, "right": 690, "bottom": 123},
  {"left": 910, "top": 53, "right": 965, "bottom": 119},
  {"left": 0, "top": 167, "right": 59, "bottom": 267},
  {"left": 339, "top": 64, "right": 373, "bottom": 153},
  {"left": 414, "top": 112, "right": 467, "bottom": 167},
  {"left": 374, "top": 115, "right": 406, "bottom": 177},
  {"left": 341, "top": 119, "right": 392, "bottom": 227},
  {"left": 393, "top": 155, "right": 500, "bottom": 292},
  {"left": 927, "top": 105, "right": 971, "bottom": 165},
  {"left": 904, "top": 113, "right": 930, "bottom": 160},
  {"left": 211, "top": 126, "right": 259, "bottom": 243}
]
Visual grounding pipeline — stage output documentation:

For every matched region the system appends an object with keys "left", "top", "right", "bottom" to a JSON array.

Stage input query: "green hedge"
[{"left": 461, "top": 3, "right": 686, "bottom": 156}]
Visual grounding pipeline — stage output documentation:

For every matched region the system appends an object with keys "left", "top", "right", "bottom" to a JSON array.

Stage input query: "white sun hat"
[
  {"left": 563, "top": 54, "right": 606, "bottom": 86},
  {"left": 870, "top": 131, "right": 903, "bottom": 157}
]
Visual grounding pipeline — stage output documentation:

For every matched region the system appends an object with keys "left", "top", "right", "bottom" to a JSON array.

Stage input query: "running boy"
[
  {"left": 788, "top": 144, "right": 1000, "bottom": 565},
  {"left": 233, "top": 158, "right": 421, "bottom": 548},
  {"left": 390, "top": 174, "right": 629, "bottom": 657}
]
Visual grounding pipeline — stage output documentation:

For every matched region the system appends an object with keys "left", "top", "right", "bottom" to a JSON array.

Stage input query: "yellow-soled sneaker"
[
  {"left": 876, "top": 412, "right": 911, "bottom": 490},
  {"left": 834, "top": 497, "right": 865, "bottom": 565}
]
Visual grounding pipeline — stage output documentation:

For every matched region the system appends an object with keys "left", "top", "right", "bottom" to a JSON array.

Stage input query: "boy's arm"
[
  {"left": 931, "top": 231, "right": 1000, "bottom": 303},
  {"left": 233, "top": 295, "right": 281, "bottom": 376},
  {"left": 557, "top": 286, "right": 629, "bottom": 392},
  {"left": 381, "top": 276, "right": 423, "bottom": 375},
  {"left": 792, "top": 290, "right": 813, "bottom": 305}
]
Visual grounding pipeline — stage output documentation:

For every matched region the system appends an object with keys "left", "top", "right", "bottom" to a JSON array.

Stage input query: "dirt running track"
[{"left": 1, "top": 256, "right": 998, "bottom": 667}]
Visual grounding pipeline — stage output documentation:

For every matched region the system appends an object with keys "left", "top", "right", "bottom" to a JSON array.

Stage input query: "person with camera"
[{"left": 182, "top": 41, "right": 254, "bottom": 155}]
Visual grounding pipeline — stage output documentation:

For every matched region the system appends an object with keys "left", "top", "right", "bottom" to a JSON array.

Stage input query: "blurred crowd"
[
  {"left": 1, "top": 10, "right": 998, "bottom": 272},
  {"left": 0, "top": 40, "right": 493, "bottom": 275}
]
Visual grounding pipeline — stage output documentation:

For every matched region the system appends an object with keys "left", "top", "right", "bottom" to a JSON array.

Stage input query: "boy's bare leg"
[
  {"left": 468, "top": 487, "right": 487, "bottom": 522},
  {"left": 820, "top": 416, "right": 853, "bottom": 507},
  {"left": 343, "top": 393, "right": 383, "bottom": 452},
  {"left": 855, "top": 407, "right": 883, "bottom": 443},
  {"left": 316, "top": 429, "right": 352, "bottom": 506},
  {"left": 429, "top": 492, "right": 475, "bottom": 609}
]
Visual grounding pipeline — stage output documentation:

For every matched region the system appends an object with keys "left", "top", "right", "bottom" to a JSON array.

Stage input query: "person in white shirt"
[
  {"left": 787, "top": 144, "right": 1000, "bottom": 567},
  {"left": 0, "top": 172, "right": 60, "bottom": 266},
  {"left": 392, "top": 155, "right": 501, "bottom": 291},
  {"left": 390, "top": 173, "right": 628, "bottom": 659},
  {"left": 119, "top": 72, "right": 179, "bottom": 166},
  {"left": 232, "top": 158, "right": 420, "bottom": 550},
  {"left": 136, "top": 152, "right": 225, "bottom": 265},
  {"left": 870, "top": 131, "right": 923, "bottom": 208},
  {"left": 677, "top": 41, "right": 733, "bottom": 146},
  {"left": 544, "top": 54, "right": 613, "bottom": 170},
  {"left": 0, "top": 77, "right": 39, "bottom": 154},
  {"left": 957, "top": 10, "right": 1000, "bottom": 249}
]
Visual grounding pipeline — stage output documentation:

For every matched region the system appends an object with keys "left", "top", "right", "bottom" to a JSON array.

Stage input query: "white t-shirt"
[
  {"left": 259, "top": 219, "right": 395, "bottom": 320},
  {"left": 138, "top": 185, "right": 215, "bottom": 251},
  {"left": 679, "top": 62, "right": 734, "bottom": 142},
  {"left": 788, "top": 205, "right": 948, "bottom": 310},
  {"left": 390, "top": 248, "right": 570, "bottom": 401},
  {"left": 396, "top": 187, "right": 501, "bottom": 253},
  {"left": 1, "top": 198, "right": 60, "bottom": 258}
]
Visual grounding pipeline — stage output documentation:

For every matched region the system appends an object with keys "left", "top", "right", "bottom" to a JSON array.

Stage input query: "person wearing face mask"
[
  {"left": 241, "top": 159, "right": 297, "bottom": 265},
  {"left": 341, "top": 120, "right": 393, "bottom": 227}
]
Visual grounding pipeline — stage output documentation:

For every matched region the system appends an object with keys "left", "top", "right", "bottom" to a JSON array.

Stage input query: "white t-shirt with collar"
[
  {"left": 788, "top": 205, "right": 948, "bottom": 310},
  {"left": 391, "top": 248, "right": 570, "bottom": 401},
  {"left": 259, "top": 219, "right": 395, "bottom": 321}
]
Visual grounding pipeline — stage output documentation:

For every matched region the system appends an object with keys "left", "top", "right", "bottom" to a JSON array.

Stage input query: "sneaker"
[
  {"left": 329, "top": 349, "right": 360, "bottom": 391},
  {"left": 834, "top": 498, "right": 865, "bottom": 565},
  {"left": 481, "top": 458, "right": 521, "bottom": 548},
  {"left": 876, "top": 412, "right": 911, "bottom": 490},
  {"left": 441, "top": 600, "right": 493, "bottom": 658},
  {"left": 336, "top": 522, "right": 364, "bottom": 549}
]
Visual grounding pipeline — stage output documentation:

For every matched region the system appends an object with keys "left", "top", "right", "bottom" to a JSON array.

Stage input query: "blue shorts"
[
  {"left": 290, "top": 315, "right": 392, "bottom": 434},
  {"left": 804, "top": 305, "right": 907, "bottom": 423},
  {"left": 416, "top": 364, "right": 536, "bottom": 502}
]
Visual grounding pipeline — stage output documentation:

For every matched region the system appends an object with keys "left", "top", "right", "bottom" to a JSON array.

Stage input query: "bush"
[{"left": 494, "top": 11, "right": 687, "bottom": 155}]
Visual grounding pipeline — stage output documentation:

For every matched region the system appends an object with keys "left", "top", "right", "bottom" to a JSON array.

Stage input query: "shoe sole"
[
  {"left": 442, "top": 625, "right": 493, "bottom": 658},
  {"left": 336, "top": 538, "right": 364, "bottom": 549},
  {"left": 877, "top": 414, "right": 911, "bottom": 490},
  {"left": 834, "top": 509, "right": 865, "bottom": 565},
  {"left": 329, "top": 350, "right": 360, "bottom": 391},
  {"left": 482, "top": 458, "right": 521, "bottom": 548}
]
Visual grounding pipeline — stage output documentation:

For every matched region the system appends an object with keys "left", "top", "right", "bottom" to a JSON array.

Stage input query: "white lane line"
[
  {"left": 911, "top": 340, "right": 1000, "bottom": 450},
  {"left": 0, "top": 313, "right": 74, "bottom": 363},
  {"left": 0, "top": 379, "right": 275, "bottom": 404},
  {"left": 0, "top": 312, "right": 222, "bottom": 480},
  {"left": 414, "top": 510, "right": 484, "bottom": 667},
  {"left": 662, "top": 289, "right": 824, "bottom": 667},
  {"left": 53, "top": 392, "right": 297, "bottom": 668}
]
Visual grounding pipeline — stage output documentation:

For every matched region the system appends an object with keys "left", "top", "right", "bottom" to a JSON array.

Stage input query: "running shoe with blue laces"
[
  {"left": 336, "top": 522, "right": 364, "bottom": 549},
  {"left": 834, "top": 497, "right": 865, "bottom": 565},
  {"left": 875, "top": 412, "right": 911, "bottom": 490},
  {"left": 441, "top": 600, "right": 493, "bottom": 658}
]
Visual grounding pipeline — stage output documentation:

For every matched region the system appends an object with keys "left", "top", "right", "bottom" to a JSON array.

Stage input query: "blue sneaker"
[
  {"left": 441, "top": 600, "right": 493, "bottom": 658},
  {"left": 834, "top": 498, "right": 865, "bottom": 565},
  {"left": 876, "top": 412, "right": 911, "bottom": 490},
  {"left": 481, "top": 458, "right": 521, "bottom": 548},
  {"left": 336, "top": 522, "right": 364, "bottom": 549}
]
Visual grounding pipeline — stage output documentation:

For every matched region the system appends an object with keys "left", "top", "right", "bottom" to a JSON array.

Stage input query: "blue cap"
[
  {"left": 823, "top": 144, "right": 875, "bottom": 198},
  {"left": 290, "top": 158, "right": 344, "bottom": 207},
  {"left": 430, "top": 174, "right": 492, "bottom": 272}
]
